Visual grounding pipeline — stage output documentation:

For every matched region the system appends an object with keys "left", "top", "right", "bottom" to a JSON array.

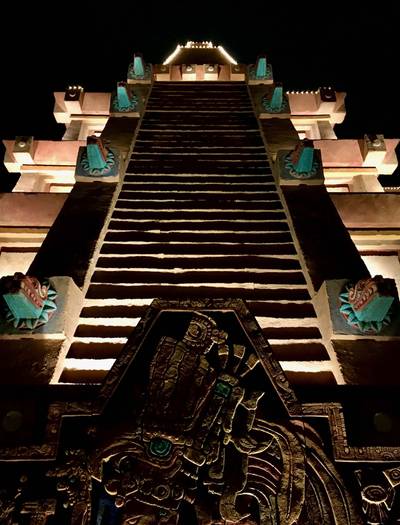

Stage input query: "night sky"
[{"left": 1, "top": 2, "right": 399, "bottom": 187}]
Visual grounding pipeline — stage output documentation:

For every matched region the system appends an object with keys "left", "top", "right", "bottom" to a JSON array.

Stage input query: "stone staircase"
[{"left": 60, "top": 82, "right": 335, "bottom": 386}]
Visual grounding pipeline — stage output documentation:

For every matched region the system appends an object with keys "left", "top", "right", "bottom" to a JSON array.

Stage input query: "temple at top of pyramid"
[
  {"left": 154, "top": 40, "right": 261, "bottom": 82},
  {"left": 1, "top": 42, "right": 400, "bottom": 524},
  {"left": 163, "top": 41, "right": 238, "bottom": 65}
]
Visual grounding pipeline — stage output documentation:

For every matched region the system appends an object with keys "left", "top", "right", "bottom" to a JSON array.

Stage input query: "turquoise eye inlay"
[
  {"left": 149, "top": 437, "right": 172, "bottom": 458},
  {"left": 215, "top": 381, "right": 231, "bottom": 399}
]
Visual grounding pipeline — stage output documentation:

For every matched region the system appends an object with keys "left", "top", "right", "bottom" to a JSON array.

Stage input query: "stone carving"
[
  {"left": 0, "top": 272, "right": 57, "bottom": 329},
  {"left": 64, "top": 85, "right": 84, "bottom": 102},
  {"left": 355, "top": 467, "right": 400, "bottom": 524},
  {"left": 91, "top": 312, "right": 358, "bottom": 524},
  {"left": 0, "top": 477, "right": 27, "bottom": 525},
  {"left": 20, "top": 499, "right": 56, "bottom": 525},
  {"left": 76, "top": 135, "right": 119, "bottom": 180},
  {"left": 0, "top": 488, "right": 17, "bottom": 525},
  {"left": 340, "top": 275, "right": 397, "bottom": 333},
  {"left": 47, "top": 449, "right": 92, "bottom": 524},
  {"left": 111, "top": 82, "right": 138, "bottom": 113},
  {"left": 262, "top": 85, "right": 289, "bottom": 113},
  {"left": 319, "top": 86, "right": 337, "bottom": 102},
  {"left": 364, "top": 134, "right": 386, "bottom": 151},
  {"left": 83, "top": 136, "right": 116, "bottom": 174},
  {"left": 277, "top": 140, "right": 323, "bottom": 185},
  {"left": 285, "top": 139, "right": 318, "bottom": 179},
  {"left": 127, "top": 53, "right": 151, "bottom": 82},
  {"left": 1, "top": 301, "right": 388, "bottom": 522},
  {"left": 249, "top": 56, "right": 273, "bottom": 83}
]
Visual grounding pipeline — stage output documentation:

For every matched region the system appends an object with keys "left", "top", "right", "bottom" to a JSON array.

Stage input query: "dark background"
[{"left": 1, "top": 2, "right": 399, "bottom": 189}]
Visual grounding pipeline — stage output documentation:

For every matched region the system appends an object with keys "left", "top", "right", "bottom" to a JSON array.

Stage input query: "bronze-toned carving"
[
  {"left": 20, "top": 499, "right": 56, "bottom": 525},
  {"left": 47, "top": 449, "right": 92, "bottom": 524},
  {"left": 3, "top": 299, "right": 399, "bottom": 523},
  {"left": 90, "top": 311, "right": 359, "bottom": 524},
  {"left": 355, "top": 467, "right": 400, "bottom": 524}
]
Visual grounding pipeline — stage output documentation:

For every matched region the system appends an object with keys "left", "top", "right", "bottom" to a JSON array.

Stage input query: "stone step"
[
  {"left": 145, "top": 106, "right": 254, "bottom": 112},
  {"left": 74, "top": 324, "right": 135, "bottom": 339},
  {"left": 135, "top": 134, "right": 264, "bottom": 146},
  {"left": 100, "top": 242, "right": 296, "bottom": 255},
  {"left": 131, "top": 152, "right": 268, "bottom": 159},
  {"left": 57, "top": 81, "right": 333, "bottom": 388},
  {"left": 72, "top": 320, "right": 321, "bottom": 342},
  {"left": 114, "top": 199, "right": 280, "bottom": 210},
  {"left": 148, "top": 90, "right": 248, "bottom": 94},
  {"left": 111, "top": 209, "right": 285, "bottom": 220},
  {"left": 133, "top": 146, "right": 265, "bottom": 153},
  {"left": 67, "top": 340, "right": 126, "bottom": 358},
  {"left": 81, "top": 304, "right": 149, "bottom": 318},
  {"left": 60, "top": 352, "right": 335, "bottom": 384},
  {"left": 147, "top": 99, "right": 251, "bottom": 104},
  {"left": 246, "top": 300, "right": 317, "bottom": 317},
  {"left": 284, "top": 370, "right": 337, "bottom": 387},
  {"left": 123, "top": 174, "right": 273, "bottom": 183},
  {"left": 140, "top": 121, "right": 258, "bottom": 133},
  {"left": 108, "top": 219, "right": 288, "bottom": 232},
  {"left": 137, "top": 128, "right": 261, "bottom": 133},
  {"left": 142, "top": 112, "right": 258, "bottom": 121},
  {"left": 80, "top": 300, "right": 316, "bottom": 319},
  {"left": 91, "top": 269, "right": 307, "bottom": 285},
  {"left": 125, "top": 165, "right": 272, "bottom": 175},
  {"left": 103, "top": 231, "right": 293, "bottom": 243},
  {"left": 117, "top": 191, "right": 276, "bottom": 202},
  {"left": 86, "top": 284, "right": 311, "bottom": 301},
  {"left": 96, "top": 255, "right": 300, "bottom": 270},
  {"left": 59, "top": 367, "right": 337, "bottom": 386},
  {"left": 268, "top": 340, "right": 330, "bottom": 361},
  {"left": 147, "top": 98, "right": 251, "bottom": 103},
  {"left": 67, "top": 340, "right": 329, "bottom": 368},
  {"left": 141, "top": 122, "right": 259, "bottom": 129},
  {"left": 122, "top": 182, "right": 276, "bottom": 192},
  {"left": 137, "top": 128, "right": 261, "bottom": 134}
]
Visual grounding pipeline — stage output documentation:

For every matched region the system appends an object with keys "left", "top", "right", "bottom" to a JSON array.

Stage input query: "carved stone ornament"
[
  {"left": 0, "top": 272, "right": 57, "bottom": 329},
  {"left": 87, "top": 308, "right": 359, "bottom": 524},
  {"left": 3, "top": 299, "right": 396, "bottom": 523},
  {"left": 355, "top": 467, "right": 400, "bottom": 524},
  {"left": 340, "top": 275, "right": 397, "bottom": 333}
]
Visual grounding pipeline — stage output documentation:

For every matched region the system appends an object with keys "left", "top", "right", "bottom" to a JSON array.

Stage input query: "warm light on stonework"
[
  {"left": 163, "top": 41, "right": 238, "bottom": 65},
  {"left": 163, "top": 44, "right": 182, "bottom": 65},
  {"left": 217, "top": 45, "right": 237, "bottom": 65},
  {"left": 185, "top": 41, "right": 214, "bottom": 48}
]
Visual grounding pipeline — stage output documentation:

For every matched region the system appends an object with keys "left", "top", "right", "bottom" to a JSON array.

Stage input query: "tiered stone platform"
[{"left": 59, "top": 82, "right": 336, "bottom": 386}]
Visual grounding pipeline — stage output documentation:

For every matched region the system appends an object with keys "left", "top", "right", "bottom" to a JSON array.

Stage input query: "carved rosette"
[{"left": 355, "top": 467, "right": 400, "bottom": 524}]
